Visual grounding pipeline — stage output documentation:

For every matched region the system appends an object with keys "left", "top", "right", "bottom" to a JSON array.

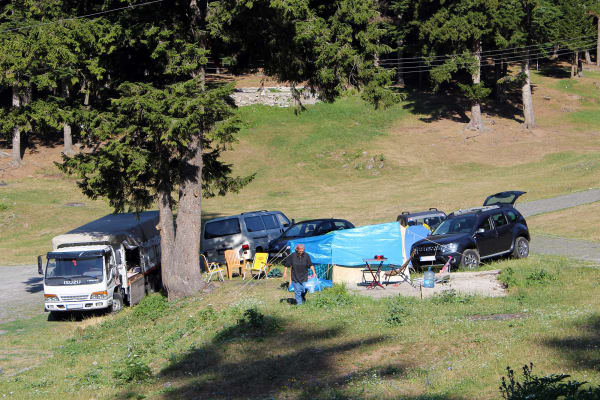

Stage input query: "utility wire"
[
  {"left": 378, "top": 33, "right": 597, "bottom": 62},
  {"left": 379, "top": 42, "right": 597, "bottom": 71},
  {"left": 379, "top": 45, "right": 597, "bottom": 75},
  {"left": 0, "top": 0, "right": 165, "bottom": 33}
]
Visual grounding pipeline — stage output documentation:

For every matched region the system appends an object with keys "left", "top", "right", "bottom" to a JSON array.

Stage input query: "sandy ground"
[{"left": 351, "top": 269, "right": 506, "bottom": 299}]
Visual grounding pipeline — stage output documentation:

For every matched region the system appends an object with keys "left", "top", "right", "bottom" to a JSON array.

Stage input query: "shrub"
[
  {"left": 525, "top": 269, "right": 556, "bottom": 286},
  {"left": 214, "top": 307, "right": 281, "bottom": 342},
  {"left": 500, "top": 267, "right": 518, "bottom": 288},
  {"left": 309, "top": 284, "right": 356, "bottom": 309},
  {"left": 0, "top": 202, "right": 9, "bottom": 212},
  {"left": 500, "top": 363, "right": 600, "bottom": 400},
  {"left": 430, "top": 290, "right": 474, "bottom": 305},
  {"left": 133, "top": 293, "right": 169, "bottom": 321},
  {"left": 386, "top": 297, "right": 410, "bottom": 326},
  {"left": 112, "top": 354, "right": 152, "bottom": 385}
]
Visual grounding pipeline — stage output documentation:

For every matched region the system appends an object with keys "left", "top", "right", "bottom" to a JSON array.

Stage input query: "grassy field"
[
  {"left": 528, "top": 202, "right": 600, "bottom": 242},
  {"left": 0, "top": 255, "right": 599, "bottom": 399},
  {"left": 1, "top": 66, "right": 600, "bottom": 264}
]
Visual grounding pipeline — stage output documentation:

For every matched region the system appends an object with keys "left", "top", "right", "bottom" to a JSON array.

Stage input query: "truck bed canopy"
[
  {"left": 288, "top": 222, "right": 430, "bottom": 267},
  {"left": 52, "top": 211, "right": 160, "bottom": 250}
]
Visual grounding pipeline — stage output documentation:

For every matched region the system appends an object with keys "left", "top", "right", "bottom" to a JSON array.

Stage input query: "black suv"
[
  {"left": 397, "top": 208, "right": 447, "bottom": 230},
  {"left": 268, "top": 218, "right": 355, "bottom": 258},
  {"left": 411, "top": 191, "right": 530, "bottom": 270}
]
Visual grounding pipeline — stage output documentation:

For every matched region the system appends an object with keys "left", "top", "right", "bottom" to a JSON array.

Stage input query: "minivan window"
[
  {"left": 262, "top": 214, "right": 279, "bottom": 230},
  {"left": 245, "top": 216, "right": 266, "bottom": 232},
  {"left": 204, "top": 218, "right": 241, "bottom": 239}
]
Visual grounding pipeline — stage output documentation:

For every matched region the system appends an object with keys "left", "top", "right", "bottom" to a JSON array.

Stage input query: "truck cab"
[{"left": 42, "top": 245, "right": 120, "bottom": 313}]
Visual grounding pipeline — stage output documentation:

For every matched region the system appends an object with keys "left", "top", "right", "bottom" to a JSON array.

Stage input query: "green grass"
[{"left": 1, "top": 255, "right": 599, "bottom": 399}]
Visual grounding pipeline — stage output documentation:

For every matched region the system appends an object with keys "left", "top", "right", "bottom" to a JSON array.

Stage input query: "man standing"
[{"left": 283, "top": 244, "right": 317, "bottom": 305}]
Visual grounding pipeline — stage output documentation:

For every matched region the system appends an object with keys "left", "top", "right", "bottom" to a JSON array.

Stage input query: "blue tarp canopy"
[{"left": 288, "top": 222, "right": 430, "bottom": 267}]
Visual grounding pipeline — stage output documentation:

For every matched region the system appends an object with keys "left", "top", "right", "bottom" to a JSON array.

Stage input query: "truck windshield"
[{"left": 45, "top": 257, "right": 104, "bottom": 280}]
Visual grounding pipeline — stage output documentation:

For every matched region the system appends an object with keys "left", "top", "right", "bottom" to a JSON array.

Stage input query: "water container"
[{"left": 424, "top": 267, "right": 435, "bottom": 288}]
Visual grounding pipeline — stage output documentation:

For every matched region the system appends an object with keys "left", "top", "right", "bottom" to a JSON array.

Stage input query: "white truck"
[{"left": 38, "top": 211, "right": 161, "bottom": 315}]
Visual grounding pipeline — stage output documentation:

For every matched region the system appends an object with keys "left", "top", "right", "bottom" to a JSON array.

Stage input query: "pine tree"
[{"left": 419, "top": 0, "right": 498, "bottom": 131}]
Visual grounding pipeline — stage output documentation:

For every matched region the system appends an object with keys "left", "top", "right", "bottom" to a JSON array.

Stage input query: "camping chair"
[
  {"left": 244, "top": 252, "right": 272, "bottom": 280},
  {"left": 224, "top": 249, "right": 246, "bottom": 280},
  {"left": 383, "top": 249, "right": 416, "bottom": 287},
  {"left": 201, "top": 254, "right": 225, "bottom": 283}
]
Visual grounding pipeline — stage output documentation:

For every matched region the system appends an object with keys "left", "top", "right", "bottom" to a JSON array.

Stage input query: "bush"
[
  {"left": 525, "top": 269, "right": 556, "bottom": 286},
  {"left": 500, "top": 267, "right": 518, "bottom": 288},
  {"left": 112, "top": 355, "right": 152, "bottom": 385},
  {"left": 430, "top": 290, "right": 474, "bottom": 305},
  {"left": 214, "top": 307, "right": 281, "bottom": 342},
  {"left": 0, "top": 202, "right": 9, "bottom": 212},
  {"left": 133, "top": 293, "right": 169, "bottom": 321},
  {"left": 386, "top": 297, "right": 410, "bottom": 326},
  {"left": 308, "top": 284, "right": 356, "bottom": 309},
  {"left": 500, "top": 363, "right": 600, "bottom": 400}
]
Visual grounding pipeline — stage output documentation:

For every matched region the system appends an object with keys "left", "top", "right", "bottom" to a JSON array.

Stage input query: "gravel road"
[
  {"left": 1, "top": 189, "right": 598, "bottom": 324},
  {"left": 0, "top": 264, "right": 43, "bottom": 323},
  {"left": 516, "top": 188, "right": 600, "bottom": 218}
]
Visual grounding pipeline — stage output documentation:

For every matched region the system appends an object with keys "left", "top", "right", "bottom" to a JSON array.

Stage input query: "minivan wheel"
[
  {"left": 460, "top": 249, "right": 480, "bottom": 269},
  {"left": 512, "top": 237, "right": 529, "bottom": 259}
]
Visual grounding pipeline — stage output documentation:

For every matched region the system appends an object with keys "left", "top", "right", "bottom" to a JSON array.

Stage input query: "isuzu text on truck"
[{"left": 38, "top": 212, "right": 161, "bottom": 316}]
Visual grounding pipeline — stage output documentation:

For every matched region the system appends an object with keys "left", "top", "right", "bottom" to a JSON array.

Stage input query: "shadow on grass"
[
  {"left": 537, "top": 63, "right": 571, "bottom": 79},
  {"left": 116, "top": 311, "right": 462, "bottom": 400},
  {"left": 543, "top": 313, "right": 600, "bottom": 372},
  {"left": 401, "top": 88, "right": 524, "bottom": 125}
]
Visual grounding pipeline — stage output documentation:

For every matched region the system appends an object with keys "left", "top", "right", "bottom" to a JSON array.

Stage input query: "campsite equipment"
[
  {"left": 244, "top": 252, "right": 272, "bottom": 280},
  {"left": 288, "top": 277, "right": 333, "bottom": 293},
  {"left": 439, "top": 256, "right": 453, "bottom": 273},
  {"left": 201, "top": 254, "right": 225, "bottom": 283},
  {"left": 224, "top": 249, "right": 246, "bottom": 280},
  {"left": 424, "top": 267, "right": 435, "bottom": 288},
  {"left": 361, "top": 258, "right": 387, "bottom": 289}
]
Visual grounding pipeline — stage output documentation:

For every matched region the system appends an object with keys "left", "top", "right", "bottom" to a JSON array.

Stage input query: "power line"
[
  {"left": 0, "top": 0, "right": 165, "bottom": 33},
  {"left": 378, "top": 34, "right": 597, "bottom": 62},
  {"left": 379, "top": 41, "right": 598, "bottom": 71},
  {"left": 380, "top": 45, "right": 598, "bottom": 75}
]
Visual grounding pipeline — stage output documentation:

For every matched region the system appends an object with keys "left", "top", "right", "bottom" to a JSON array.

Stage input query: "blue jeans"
[{"left": 293, "top": 281, "right": 308, "bottom": 305}]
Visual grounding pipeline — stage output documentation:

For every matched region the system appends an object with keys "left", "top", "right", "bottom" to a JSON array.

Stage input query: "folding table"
[{"left": 362, "top": 258, "right": 387, "bottom": 289}]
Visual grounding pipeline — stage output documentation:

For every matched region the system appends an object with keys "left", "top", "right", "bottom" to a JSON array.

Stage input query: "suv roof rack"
[
  {"left": 451, "top": 205, "right": 499, "bottom": 216},
  {"left": 240, "top": 210, "right": 269, "bottom": 215}
]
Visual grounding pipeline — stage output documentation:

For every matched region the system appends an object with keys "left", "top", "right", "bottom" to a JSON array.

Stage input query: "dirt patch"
[
  {"left": 466, "top": 313, "right": 527, "bottom": 321},
  {"left": 352, "top": 269, "right": 506, "bottom": 299}
]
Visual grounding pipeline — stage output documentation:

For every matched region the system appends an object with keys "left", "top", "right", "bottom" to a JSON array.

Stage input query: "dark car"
[
  {"left": 268, "top": 218, "right": 355, "bottom": 258},
  {"left": 397, "top": 208, "right": 447, "bottom": 230},
  {"left": 411, "top": 191, "right": 530, "bottom": 270}
]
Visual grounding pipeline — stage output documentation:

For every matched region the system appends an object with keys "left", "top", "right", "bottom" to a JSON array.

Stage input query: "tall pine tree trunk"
[
  {"left": 157, "top": 161, "right": 176, "bottom": 294},
  {"left": 571, "top": 52, "right": 577, "bottom": 78},
  {"left": 585, "top": 50, "right": 592, "bottom": 64},
  {"left": 551, "top": 44, "right": 559, "bottom": 60},
  {"left": 166, "top": 0, "right": 208, "bottom": 300},
  {"left": 396, "top": 40, "right": 404, "bottom": 85},
  {"left": 521, "top": 52, "right": 535, "bottom": 129},
  {"left": 10, "top": 86, "right": 25, "bottom": 167},
  {"left": 62, "top": 82, "right": 75, "bottom": 155},
  {"left": 467, "top": 40, "right": 483, "bottom": 130}
]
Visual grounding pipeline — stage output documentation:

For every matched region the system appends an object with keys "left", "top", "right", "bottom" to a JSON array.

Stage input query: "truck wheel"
[
  {"left": 512, "top": 237, "right": 529, "bottom": 259},
  {"left": 460, "top": 249, "right": 480, "bottom": 269},
  {"left": 111, "top": 293, "right": 124, "bottom": 314}
]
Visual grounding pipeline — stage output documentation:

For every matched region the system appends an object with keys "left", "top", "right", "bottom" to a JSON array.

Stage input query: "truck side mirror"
[{"left": 37, "top": 255, "right": 43, "bottom": 275}]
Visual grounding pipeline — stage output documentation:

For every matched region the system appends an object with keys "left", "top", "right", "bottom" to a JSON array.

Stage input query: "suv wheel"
[
  {"left": 512, "top": 237, "right": 529, "bottom": 259},
  {"left": 460, "top": 249, "right": 480, "bottom": 269}
]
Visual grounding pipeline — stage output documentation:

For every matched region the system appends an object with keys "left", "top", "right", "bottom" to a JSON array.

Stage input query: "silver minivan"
[{"left": 201, "top": 210, "right": 291, "bottom": 263}]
